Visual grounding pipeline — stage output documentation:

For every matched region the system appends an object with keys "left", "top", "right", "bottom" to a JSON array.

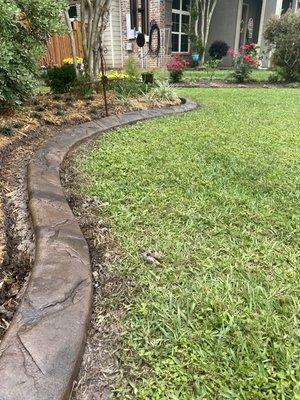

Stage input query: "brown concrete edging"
[{"left": 0, "top": 99, "right": 197, "bottom": 400}]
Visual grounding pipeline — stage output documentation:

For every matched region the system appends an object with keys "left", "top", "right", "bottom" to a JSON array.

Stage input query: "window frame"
[{"left": 172, "top": 0, "right": 190, "bottom": 54}]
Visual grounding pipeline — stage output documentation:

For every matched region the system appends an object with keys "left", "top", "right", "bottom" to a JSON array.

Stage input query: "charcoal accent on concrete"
[{"left": 0, "top": 100, "right": 197, "bottom": 400}]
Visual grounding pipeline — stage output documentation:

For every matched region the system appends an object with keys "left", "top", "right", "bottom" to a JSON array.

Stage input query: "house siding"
[{"left": 103, "top": 0, "right": 123, "bottom": 68}]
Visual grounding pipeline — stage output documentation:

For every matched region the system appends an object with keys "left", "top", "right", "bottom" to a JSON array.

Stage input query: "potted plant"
[{"left": 190, "top": 35, "right": 204, "bottom": 66}]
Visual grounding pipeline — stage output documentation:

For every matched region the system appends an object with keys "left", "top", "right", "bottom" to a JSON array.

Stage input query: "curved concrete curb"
[{"left": 0, "top": 99, "right": 197, "bottom": 400}]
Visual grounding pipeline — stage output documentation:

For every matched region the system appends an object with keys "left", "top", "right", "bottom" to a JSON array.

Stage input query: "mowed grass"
[
  {"left": 78, "top": 89, "right": 300, "bottom": 399},
  {"left": 156, "top": 68, "right": 273, "bottom": 82}
]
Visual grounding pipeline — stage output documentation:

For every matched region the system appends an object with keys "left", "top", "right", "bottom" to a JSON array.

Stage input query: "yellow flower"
[
  {"left": 63, "top": 57, "right": 83, "bottom": 65},
  {"left": 100, "top": 71, "right": 129, "bottom": 80}
]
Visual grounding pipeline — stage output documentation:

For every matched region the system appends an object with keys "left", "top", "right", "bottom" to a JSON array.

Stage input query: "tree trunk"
[
  {"left": 194, "top": 0, "right": 219, "bottom": 64},
  {"left": 64, "top": 11, "right": 79, "bottom": 77},
  {"left": 80, "top": 0, "right": 111, "bottom": 80}
]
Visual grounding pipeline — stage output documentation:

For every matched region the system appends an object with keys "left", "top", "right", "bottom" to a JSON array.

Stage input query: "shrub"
[
  {"left": 47, "top": 64, "right": 77, "bottom": 93},
  {"left": 268, "top": 72, "right": 280, "bottom": 83},
  {"left": 228, "top": 43, "right": 260, "bottom": 82},
  {"left": 124, "top": 56, "right": 140, "bottom": 81},
  {"left": 204, "top": 58, "right": 222, "bottom": 81},
  {"left": 142, "top": 72, "right": 154, "bottom": 84},
  {"left": 209, "top": 40, "right": 229, "bottom": 60},
  {"left": 167, "top": 55, "right": 189, "bottom": 83},
  {"left": 0, "top": 0, "right": 67, "bottom": 111},
  {"left": 109, "top": 80, "right": 151, "bottom": 97},
  {"left": 264, "top": 11, "right": 300, "bottom": 82},
  {"left": 144, "top": 81, "right": 180, "bottom": 105}
]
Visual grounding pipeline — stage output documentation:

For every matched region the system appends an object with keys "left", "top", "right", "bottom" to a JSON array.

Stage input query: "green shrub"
[
  {"left": 268, "top": 72, "right": 280, "bottom": 83},
  {"left": 144, "top": 81, "right": 180, "bottom": 104},
  {"left": 47, "top": 64, "right": 77, "bottom": 93},
  {"left": 109, "top": 80, "right": 151, "bottom": 97},
  {"left": 124, "top": 56, "right": 140, "bottom": 81},
  {"left": 264, "top": 11, "right": 300, "bottom": 82},
  {"left": 0, "top": 0, "right": 67, "bottom": 111}
]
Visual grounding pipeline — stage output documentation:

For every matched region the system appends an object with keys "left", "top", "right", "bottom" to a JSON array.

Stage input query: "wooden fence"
[{"left": 41, "top": 21, "right": 83, "bottom": 67}]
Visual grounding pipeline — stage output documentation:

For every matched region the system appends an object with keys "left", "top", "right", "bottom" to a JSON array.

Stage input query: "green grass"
[
  {"left": 78, "top": 88, "right": 300, "bottom": 399},
  {"left": 155, "top": 69, "right": 273, "bottom": 82}
]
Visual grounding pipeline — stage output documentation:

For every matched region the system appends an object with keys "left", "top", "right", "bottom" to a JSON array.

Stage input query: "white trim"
[
  {"left": 119, "top": 0, "right": 124, "bottom": 67},
  {"left": 109, "top": 11, "right": 115, "bottom": 68},
  {"left": 257, "top": 0, "right": 267, "bottom": 48},
  {"left": 275, "top": 0, "right": 283, "bottom": 15},
  {"left": 171, "top": 0, "right": 190, "bottom": 53},
  {"left": 234, "top": 0, "right": 243, "bottom": 51}
]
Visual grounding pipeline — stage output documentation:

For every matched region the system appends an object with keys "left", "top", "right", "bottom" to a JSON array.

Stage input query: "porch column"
[
  {"left": 234, "top": 0, "right": 243, "bottom": 51},
  {"left": 258, "top": 0, "right": 283, "bottom": 67},
  {"left": 292, "top": 0, "right": 299, "bottom": 11}
]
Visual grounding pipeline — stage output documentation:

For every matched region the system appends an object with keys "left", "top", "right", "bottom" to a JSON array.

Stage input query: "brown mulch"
[
  {"left": 0, "top": 90, "right": 180, "bottom": 341},
  {"left": 0, "top": 91, "right": 120, "bottom": 339}
]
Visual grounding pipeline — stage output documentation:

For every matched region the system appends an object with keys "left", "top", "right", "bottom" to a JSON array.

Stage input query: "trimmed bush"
[
  {"left": 47, "top": 65, "right": 77, "bottom": 93},
  {"left": 264, "top": 11, "right": 300, "bottom": 82},
  {"left": 209, "top": 40, "right": 229, "bottom": 60}
]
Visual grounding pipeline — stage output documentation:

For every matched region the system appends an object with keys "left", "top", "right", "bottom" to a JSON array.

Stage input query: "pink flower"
[
  {"left": 227, "top": 48, "right": 237, "bottom": 57},
  {"left": 167, "top": 54, "right": 188, "bottom": 72}
]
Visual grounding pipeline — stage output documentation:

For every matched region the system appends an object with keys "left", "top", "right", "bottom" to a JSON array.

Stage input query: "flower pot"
[{"left": 191, "top": 53, "right": 200, "bottom": 63}]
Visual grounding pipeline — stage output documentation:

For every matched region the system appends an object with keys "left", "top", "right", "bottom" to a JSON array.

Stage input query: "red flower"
[
  {"left": 243, "top": 54, "right": 258, "bottom": 65},
  {"left": 167, "top": 54, "right": 188, "bottom": 72}
]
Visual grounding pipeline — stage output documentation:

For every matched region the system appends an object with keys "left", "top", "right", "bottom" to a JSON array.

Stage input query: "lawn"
[
  {"left": 77, "top": 88, "right": 300, "bottom": 399},
  {"left": 156, "top": 68, "right": 273, "bottom": 82}
]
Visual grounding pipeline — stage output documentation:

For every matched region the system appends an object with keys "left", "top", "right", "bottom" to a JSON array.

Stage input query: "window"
[
  {"left": 130, "top": 0, "right": 138, "bottom": 30},
  {"left": 172, "top": 0, "right": 190, "bottom": 53},
  {"left": 130, "top": 0, "right": 149, "bottom": 35},
  {"left": 68, "top": 4, "right": 78, "bottom": 19}
]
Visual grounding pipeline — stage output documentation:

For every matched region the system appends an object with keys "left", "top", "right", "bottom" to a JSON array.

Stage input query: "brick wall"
[{"left": 120, "top": 0, "right": 172, "bottom": 69}]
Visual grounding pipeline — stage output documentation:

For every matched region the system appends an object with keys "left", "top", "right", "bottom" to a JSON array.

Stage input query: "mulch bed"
[{"left": 0, "top": 90, "right": 180, "bottom": 341}]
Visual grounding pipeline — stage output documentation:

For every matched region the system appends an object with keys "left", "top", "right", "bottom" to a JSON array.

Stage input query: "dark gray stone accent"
[{"left": 0, "top": 99, "right": 197, "bottom": 400}]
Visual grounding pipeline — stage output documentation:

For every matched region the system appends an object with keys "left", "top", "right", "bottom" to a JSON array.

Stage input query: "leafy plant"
[
  {"left": 208, "top": 40, "right": 229, "bottom": 60},
  {"left": 0, "top": 126, "right": 14, "bottom": 136},
  {"left": 228, "top": 43, "right": 260, "bottom": 82},
  {"left": 144, "top": 81, "right": 180, "bottom": 104},
  {"left": 47, "top": 64, "right": 77, "bottom": 93},
  {"left": 264, "top": 11, "right": 300, "bottom": 82},
  {"left": 109, "top": 80, "right": 151, "bottom": 98},
  {"left": 167, "top": 55, "right": 189, "bottom": 83},
  {"left": 204, "top": 58, "right": 222, "bottom": 81},
  {"left": 189, "top": 34, "right": 205, "bottom": 55},
  {"left": 268, "top": 72, "right": 280, "bottom": 83},
  {"left": 142, "top": 72, "right": 154, "bottom": 84},
  {"left": 124, "top": 56, "right": 141, "bottom": 81},
  {"left": 0, "top": 0, "right": 67, "bottom": 111}
]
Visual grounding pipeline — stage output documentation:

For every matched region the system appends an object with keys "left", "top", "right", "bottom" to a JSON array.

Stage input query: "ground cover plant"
[{"left": 77, "top": 88, "right": 300, "bottom": 399}]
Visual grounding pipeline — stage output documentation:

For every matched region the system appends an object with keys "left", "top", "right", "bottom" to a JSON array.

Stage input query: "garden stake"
[{"left": 100, "top": 44, "right": 109, "bottom": 117}]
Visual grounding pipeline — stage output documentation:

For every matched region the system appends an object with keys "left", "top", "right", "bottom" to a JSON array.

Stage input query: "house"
[
  {"left": 117, "top": 0, "right": 299, "bottom": 68},
  {"left": 63, "top": 0, "right": 299, "bottom": 69}
]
